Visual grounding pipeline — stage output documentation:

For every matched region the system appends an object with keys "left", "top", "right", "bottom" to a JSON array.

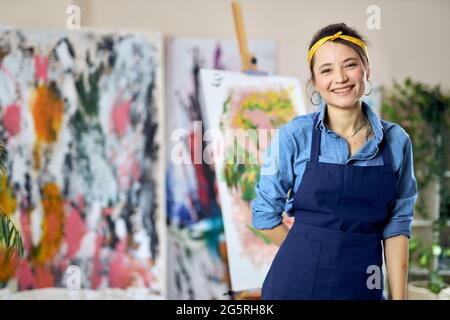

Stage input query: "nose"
[{"left": 335, "top": 67, "right": 348, "bottom": 84}]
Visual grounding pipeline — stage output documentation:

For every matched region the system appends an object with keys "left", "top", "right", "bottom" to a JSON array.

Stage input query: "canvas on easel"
[{"left": 199, "top": 68, "right": 307, "bottom": 292}]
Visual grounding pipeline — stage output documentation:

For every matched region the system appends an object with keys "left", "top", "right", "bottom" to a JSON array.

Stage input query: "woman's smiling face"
[{"left": 312, "top": 41, "right": 370, "bottom": 109}]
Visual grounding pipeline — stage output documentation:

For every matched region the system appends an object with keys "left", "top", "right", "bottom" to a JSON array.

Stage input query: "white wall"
[
  {"left": 1, "top": 0, "right": 449, "bottom": 99},
  {"left": 0, "top": 0, "right": 71, "bottom": 27}
]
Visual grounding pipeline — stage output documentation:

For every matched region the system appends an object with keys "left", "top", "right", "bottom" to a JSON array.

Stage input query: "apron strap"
[
  {"left": 379, "top": 132, "right": 393, "bottom": 172},
  {"left": 310, "top": 113, "right": 321, "bottom": 163}
]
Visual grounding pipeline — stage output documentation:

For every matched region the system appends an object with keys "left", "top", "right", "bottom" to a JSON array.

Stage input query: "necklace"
[{"left": 345, "top": 115, "right": 369, "bottom": 139}]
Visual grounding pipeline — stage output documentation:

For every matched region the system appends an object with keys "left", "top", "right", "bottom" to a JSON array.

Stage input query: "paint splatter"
[
  {"left": 30, "top": 83, "right": 64, "bottom": 171},
  {"left": 112, "top": 98, "right": 131, "bottom": 137},
  {"left": 0, "top": 175, "right": 17, "bottom": 215},
  {"left": 90, "top": 233, "right": 104, "bottom": 289},
  {"left": 64, "top": 206, "right": 86, "bottom": 259},
  {"left": 19, "top": 208, "right": 33, "bottom": 253},
  {"left": 32, "top": 183, "right": 65, "bottom": 265},
  {"left": 16, "top": 259, "right": 36, "bottom": 290},
  {"left": 30, "top": 83, "right": 63, "bottom": 144},
  {"left": 34, "top": 264, "right": 54, "bottom": 288},
  {"left": 2, "top": 102, "right": 21, "bottom": 136},
  {"left": 34, "top": 55, "right": 48, "bottom": 83},
  {"left": 108, "top": 239, "right": 133, "bottom": 288}
]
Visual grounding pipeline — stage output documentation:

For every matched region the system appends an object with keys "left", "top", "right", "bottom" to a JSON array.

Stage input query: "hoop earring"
[
  {"left": 310, "top": 90, "right": 322, "bottom": 106},
  {"left": 364, "top": 79, "right": 372, "bottom": 96}
]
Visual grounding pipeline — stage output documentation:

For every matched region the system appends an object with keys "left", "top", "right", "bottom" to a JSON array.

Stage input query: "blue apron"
[{"left": 261, "top": 113, "right": 396, "bottom": 300}]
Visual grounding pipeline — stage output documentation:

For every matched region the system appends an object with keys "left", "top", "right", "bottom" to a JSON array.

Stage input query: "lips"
[{"left": 331, "top": 85, "right": 355, "bottom": 96}]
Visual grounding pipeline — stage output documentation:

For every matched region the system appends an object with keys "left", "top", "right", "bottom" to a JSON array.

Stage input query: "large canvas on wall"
[{"left": 0, "top": 26, "right": 165, "bottom": 296}]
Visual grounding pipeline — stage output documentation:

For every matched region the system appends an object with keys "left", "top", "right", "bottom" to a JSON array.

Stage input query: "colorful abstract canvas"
[
  {"left": 0, "top": 26, "right": 164, "bottom": 294},
  {"left": 200, "top": 69, "right": 307, "bottom": 292},
  {"left": 165, "top": 38, "right": 276, "bottom": 298}
]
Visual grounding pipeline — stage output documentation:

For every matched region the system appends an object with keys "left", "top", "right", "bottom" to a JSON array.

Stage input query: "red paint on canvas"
[
  {"left": 34, "top": 55, "right": 48, "bottom": 82},
  {"left": 3, "top": 102, "right": 21, "bottom": 136},
  {"left": 65, "top": 207, "right": 86, "bottom": 259},
  {"left": 34, "top": 265, "right": 54, "bottom": 288},
  {"left": 90, "top": 233, "right": 103, "bottom": 289},
  {"left": 20, "top": 208, "right": 33, "bottom": 253},
  {"left": 112, "top": 99, "right": 131, "bottom": 137},
  {"left": 108, "top": 239, "right": 132, "bottom": 288},
  {"left": 17, "top": 259, "right": 36, "bottom": 290}
]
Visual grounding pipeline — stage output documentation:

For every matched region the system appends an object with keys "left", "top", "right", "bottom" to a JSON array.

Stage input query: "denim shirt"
[{"left": 251, "top": 101, "right": 418, "bottom": 240}]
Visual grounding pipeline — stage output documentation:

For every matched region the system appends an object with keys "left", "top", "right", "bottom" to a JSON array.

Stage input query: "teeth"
[{"left": 333, "top": 86, "right": 353, "bottom": 93}]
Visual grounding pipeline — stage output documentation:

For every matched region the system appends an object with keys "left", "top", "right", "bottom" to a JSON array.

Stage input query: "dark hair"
[{"left": 308, "top": 23, "right": 369, "bottom": 82}]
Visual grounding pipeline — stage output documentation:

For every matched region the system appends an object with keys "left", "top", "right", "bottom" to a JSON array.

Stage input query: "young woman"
[{"left": 252, "top": 23, "right": 418, "bottom": 300}]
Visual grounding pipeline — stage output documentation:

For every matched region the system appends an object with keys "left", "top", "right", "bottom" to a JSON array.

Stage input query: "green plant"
[
  {"left": 409, "top": 236, "right": 446, "bottom": 294},
  {"left": 381, "top": 78, "right": 450, "bottom": 220},
  {"left": 0, "top": 142, "right": 24, "bottom": 286},
  {"left": 382, "top": 78, "right": 450, "bottom": 295},
  {"left": 0, "top": 209, "right": 24, "bottom": 257}
]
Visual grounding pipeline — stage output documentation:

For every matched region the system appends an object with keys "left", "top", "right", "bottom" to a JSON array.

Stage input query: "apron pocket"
[{"left": 274, "top": 236, "right": 321, "bottom": 299}]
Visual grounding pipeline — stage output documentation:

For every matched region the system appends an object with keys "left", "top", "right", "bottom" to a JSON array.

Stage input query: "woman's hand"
[
  {"left": 384, "top": 235, "right": 409, "bottom": 300},
  {"left": 259, "top": 222, "right": 290, "bottom": 247}
]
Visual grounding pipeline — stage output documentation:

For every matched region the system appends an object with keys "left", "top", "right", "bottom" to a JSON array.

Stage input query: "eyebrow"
[{"left": 318, "top": 57, "right": 359, "bottom": 70}]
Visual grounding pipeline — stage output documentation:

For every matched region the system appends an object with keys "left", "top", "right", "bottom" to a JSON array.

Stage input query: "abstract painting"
[
  {"left": 165, "top": 38, "right": 276, "bottom": 298},
  {"left": 200, "top": 69, "right": 306, "bottom": 292},
  {"left": 0, "top": 26, "right": 164, "bottom": 295}
]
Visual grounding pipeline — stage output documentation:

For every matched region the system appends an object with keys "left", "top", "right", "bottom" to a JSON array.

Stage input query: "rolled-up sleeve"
[
  {"left": 383, "top": 136, "right": 418, "bottom": 239},
  {"left": 251, "top": 127, "right": 295, "bottom": 229}
]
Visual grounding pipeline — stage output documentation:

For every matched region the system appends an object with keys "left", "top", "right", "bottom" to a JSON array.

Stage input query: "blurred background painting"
[{"left": 0, "top": 26, "right": 164, "bottom": 294}]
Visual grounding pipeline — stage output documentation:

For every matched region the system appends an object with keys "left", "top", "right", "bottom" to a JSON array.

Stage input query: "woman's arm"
[
  {"left": 382, "top": 131, "right": 418, "bottom": 299},
  {"left": 383, "top": 235, "right": 409, "bottom": 299},
  {"left": 252, "top": 127, "right": 296, "bottom": 236},
  {"left": 259, "top": 222, "right": 290, "bottom": 247}
]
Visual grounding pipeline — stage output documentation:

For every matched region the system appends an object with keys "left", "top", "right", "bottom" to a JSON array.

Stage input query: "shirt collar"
[{"left": 315, "top": 100, "right": 384, "bottom": 143}]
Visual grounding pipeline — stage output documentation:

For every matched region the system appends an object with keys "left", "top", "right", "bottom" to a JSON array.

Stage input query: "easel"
[
  {"left": 221, "top": 0, "right": 265, "bottom": 300},
  {"left": 231, "top": 0, "right": 266, "bottom": 75}
]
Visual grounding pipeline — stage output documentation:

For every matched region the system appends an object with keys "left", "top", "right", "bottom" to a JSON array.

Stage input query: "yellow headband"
[{"left": 307, "top": 31, "right": 369, "bottom": 66}]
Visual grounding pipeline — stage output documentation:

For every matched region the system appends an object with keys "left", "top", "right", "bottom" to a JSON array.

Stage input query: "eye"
[
  {"left": 345, "top": 63, "right": 357, "bottom": 68},
  {"left": 320, "top": 69, "right": 331, "bottom": 74}
]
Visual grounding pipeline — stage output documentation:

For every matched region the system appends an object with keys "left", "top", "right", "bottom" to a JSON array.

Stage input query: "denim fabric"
[{"left": 251, "top": 101, "right": 418, "bottom": 239}]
